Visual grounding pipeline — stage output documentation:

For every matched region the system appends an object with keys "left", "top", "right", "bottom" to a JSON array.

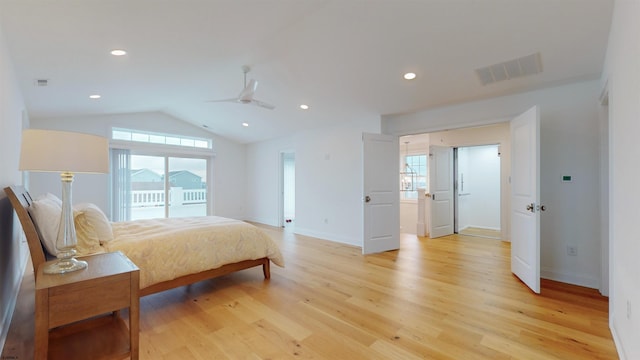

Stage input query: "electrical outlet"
[{"left": 567, "top": 246, "right": 578, "bottom": 256}]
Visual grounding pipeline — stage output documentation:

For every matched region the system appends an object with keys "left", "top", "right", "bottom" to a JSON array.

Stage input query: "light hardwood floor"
[{"left": 2, "top": 225, "right": 618, "bottom": 359}]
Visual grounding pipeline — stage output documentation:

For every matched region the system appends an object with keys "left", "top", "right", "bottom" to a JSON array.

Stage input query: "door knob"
[
  {"left": 365, "top": 195, "right": 371, "bottom": 203},
  {"left": 526, "top": 203, "right": 535, "bottom": 212}
]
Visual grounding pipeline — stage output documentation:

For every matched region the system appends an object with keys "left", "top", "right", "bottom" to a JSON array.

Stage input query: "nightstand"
[{"left": 35, "top": 251, "right": 140, "bottom": 360}]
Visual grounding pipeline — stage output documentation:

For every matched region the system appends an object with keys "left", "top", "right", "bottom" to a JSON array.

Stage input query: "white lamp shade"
[{"left": 19, "top": 129, "right": 109, "bottom": 174}]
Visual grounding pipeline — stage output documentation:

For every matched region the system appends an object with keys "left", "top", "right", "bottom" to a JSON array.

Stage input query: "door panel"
[
  {"left": 429, "top": 146, "right": 454, "bottom": 238},
  {"left": 510, "top": 106, "right": 541, "bottom": 293},
  {"left": 363, "top": 133, "right": 400, "bottom": 254}
]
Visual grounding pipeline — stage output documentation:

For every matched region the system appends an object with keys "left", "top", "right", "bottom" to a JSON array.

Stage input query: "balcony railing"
[
  {"left": 130, "top": 188, "right": 207, "bottom": 220},
  {"left": 131, "top": 188, "right": 206, "bottom": 207}
]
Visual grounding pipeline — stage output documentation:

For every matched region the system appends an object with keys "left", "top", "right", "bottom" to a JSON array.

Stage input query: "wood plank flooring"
[{"left": 2, "top": 225, "right": 618, "bottom": 359}]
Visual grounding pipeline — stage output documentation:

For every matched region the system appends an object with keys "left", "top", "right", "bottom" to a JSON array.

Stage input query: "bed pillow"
[
  {"left": 73, "top": 203, "right": 113, "bottom": 244},
  {"left": 73, "top": 210, "right": 104, "bottom": 255},
  {"left": 28, "top": 193, "right": 62, "bottom": 256}
]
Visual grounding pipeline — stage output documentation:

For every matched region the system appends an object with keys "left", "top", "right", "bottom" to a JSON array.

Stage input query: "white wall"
[
  {"left": 400, "top": 202, "right": 419, "bottom": 234},
  {"left": 384, "top": 80, "right": 603, "bottom": 290},
  {"left": 602, "top": 0, "right": 640, "bottom": 358},
  {"left": 29, "top": 112, "right": 247, "bottom": 220},
  {"left": 246, "top": 115, "right": 381, "bottom": 246},
  {"left": 0, "top": 23, "right": 30, "bottom": 352}
]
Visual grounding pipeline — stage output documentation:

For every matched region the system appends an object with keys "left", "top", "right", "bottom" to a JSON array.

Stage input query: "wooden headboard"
[{"left": 4, "top": 186, "right": 47, "bottom": 277}]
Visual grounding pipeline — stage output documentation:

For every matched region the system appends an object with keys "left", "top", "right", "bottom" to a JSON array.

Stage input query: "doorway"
[
  {"left": 399, "top": 122, "right": 510, "bottom": 240},
  {"left": 455, "top": 144, "right": 501, "bottom": 239},
  {"left": 280, "top": 152, "right": 295, "bottom": 229}
]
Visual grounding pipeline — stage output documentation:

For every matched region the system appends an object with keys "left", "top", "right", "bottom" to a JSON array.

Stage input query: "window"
[
  {"left": 401, "top": 154, "right": 427, "bottom": 200},
  {"left": 112, "top": 127, "right": 212, "bottom": 149},
  {"left": 110, "top": 128, "right": 213, "bottom": 221},
  {"left": 111, "top": 152, "right": 209, "bottom": 221}
]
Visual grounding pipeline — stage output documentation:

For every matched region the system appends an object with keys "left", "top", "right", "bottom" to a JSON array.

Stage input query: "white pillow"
[
  {"left": 73, "top": 203, "right": 113, "bottom": 244},
  {"left": 73, "top": 211, "right": 103, "bottom": 255},
  {"left": 28, "top": 193, "right": 62, "bottom": 256}
]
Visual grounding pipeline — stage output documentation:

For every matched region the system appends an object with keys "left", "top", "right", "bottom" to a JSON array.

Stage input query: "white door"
[
  {"left": 362, "top": 133, "right": 400, "bottom": 254},
  {"left": 510, "top": 106, "right": 541, "bottom": 293},
  {"left": 429, "top": 146, "right": 454, "bottom": 238}
]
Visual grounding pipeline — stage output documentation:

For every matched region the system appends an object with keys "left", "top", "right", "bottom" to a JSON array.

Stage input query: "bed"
[{"left": 4, "top": 185, "right": 284, "bottom": 296}]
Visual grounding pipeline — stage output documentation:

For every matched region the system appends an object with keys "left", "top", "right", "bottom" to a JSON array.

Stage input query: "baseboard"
[
  {"left": 293, "top": 227, "right": 360, "bottom": 247},
  {"left": 610, "top": 315, "right": 628, "bottom": 360},
  {"left": 244, "top": 216, "right": 278, "bottom": 228},
  {"left": 540, "top": 267, "right": 599, "bottom": 289},
  {"left": 461, "top": 225, "right": 501, "bottom": 231}
]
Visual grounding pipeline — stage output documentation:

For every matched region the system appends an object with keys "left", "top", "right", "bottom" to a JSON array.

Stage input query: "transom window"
[{"left": 112, "top": 127, "right": 212, "bottom": 149}]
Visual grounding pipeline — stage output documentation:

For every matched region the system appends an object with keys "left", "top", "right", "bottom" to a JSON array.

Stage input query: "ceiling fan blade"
[
  {"left": 208, "top": 67, "right": 274, "bottom": 110},
  {"left": 238, "top": 79, "right": 258, "bottom": 102},
  {"left": 251, "top": 98, "right": 276, "bottom": 110},
  {"left": 205, "top": 98, "right": 237, "bottom": 103}
]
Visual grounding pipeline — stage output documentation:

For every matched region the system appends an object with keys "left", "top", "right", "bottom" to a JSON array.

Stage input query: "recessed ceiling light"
[
  {"left": 110, "top": 49, "right": 127, "bottom": 56},
  {"left": 89, "top": 94, "right": 101, "bottom": 99},
  {"left": 242, "top": 122, "right": 249, "bottom": 127},
  {"left": 403, "top": 72, "right": 417, "bottom": 80},
  {"left": 299, "top": 104, "right": 309, "bottom": 110}
]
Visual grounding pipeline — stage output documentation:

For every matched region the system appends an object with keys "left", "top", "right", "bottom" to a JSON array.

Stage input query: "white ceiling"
[{"left": 0, "top": 0, "right": 613, "bottom": 144}]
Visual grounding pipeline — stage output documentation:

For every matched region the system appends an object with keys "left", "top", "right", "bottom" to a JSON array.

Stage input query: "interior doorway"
[
  {"left": 454, "top": 144, "right": 501, "bottom": 239},
  {"left": 280, "top": 151, "right": 295, "bottom": 229},
  {"left": 399, "top": 122, "right": 510, "bottom": 240}
]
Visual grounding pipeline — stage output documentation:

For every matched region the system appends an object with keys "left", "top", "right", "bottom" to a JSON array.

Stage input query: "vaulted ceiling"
[{"left": 0, "top": 0, "right": 613, "bottom": 144}]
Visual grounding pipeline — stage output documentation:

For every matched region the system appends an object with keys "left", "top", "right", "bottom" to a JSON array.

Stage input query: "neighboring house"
[
  {"left": 163, "top": 170, "right": 203, "bottom": 190},
  {"left": 130, "top": 168, "right": 163, "bottom": 190}
]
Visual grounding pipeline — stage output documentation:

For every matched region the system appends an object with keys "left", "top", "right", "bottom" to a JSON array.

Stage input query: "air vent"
[
  {"left": 475, "top": 53, "right": 542, "bottom": 86},
  {"left": 34, "top": 79, "right": 49, "bottom": 87}
]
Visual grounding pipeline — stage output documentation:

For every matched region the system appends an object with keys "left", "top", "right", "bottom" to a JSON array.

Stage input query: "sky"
[{"left": 131, "top": 155, "right": 207, "bottom": 180}]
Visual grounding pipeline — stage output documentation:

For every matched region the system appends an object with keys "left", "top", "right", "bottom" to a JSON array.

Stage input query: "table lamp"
[{"left": 19, "top": 129, "right": 109, "bottom": 274}]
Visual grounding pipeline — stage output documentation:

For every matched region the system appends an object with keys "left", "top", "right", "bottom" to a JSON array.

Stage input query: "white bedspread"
[{"left": 104, "top": 216, "right": 284, "bottom": 289}]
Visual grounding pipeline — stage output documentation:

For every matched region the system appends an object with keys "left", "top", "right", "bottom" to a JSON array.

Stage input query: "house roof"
[
  {"left": 0, "top": 0, "right": 613, "bottom": 144},
  {"left": 167, "top": 170, "right": 200, "bottom": 180}
]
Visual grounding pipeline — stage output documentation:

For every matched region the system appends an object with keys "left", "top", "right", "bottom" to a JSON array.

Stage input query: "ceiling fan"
[{"left": 207, "top": 65, "right": 275, "bottom": 110}]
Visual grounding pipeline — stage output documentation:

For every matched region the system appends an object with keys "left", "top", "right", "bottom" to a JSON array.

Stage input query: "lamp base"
[{"left": 43, "top": 257, "right": 88, "bottom": 274}]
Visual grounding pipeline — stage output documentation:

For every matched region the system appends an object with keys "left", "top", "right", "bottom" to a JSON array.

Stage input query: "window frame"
[
  {"left": 400, "top": 152, "right": 428, "bottom": 202},
  {"left": 110, "top": 132, "right": 215, "bottom": 220}
]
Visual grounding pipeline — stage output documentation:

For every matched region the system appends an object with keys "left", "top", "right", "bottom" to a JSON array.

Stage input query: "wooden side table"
[{"left": 35, "top": 251, "right": 140, "bottom": 360}]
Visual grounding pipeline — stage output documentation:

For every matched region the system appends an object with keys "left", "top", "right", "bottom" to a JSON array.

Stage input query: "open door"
[
  {"left": 362, "top": 133, "right": 400, "bottom": 254},
  {"left": 510, "top": 106, "right": 541, "bottom": 293},
  {"left": 429, "top": 145, "right": 454, "bottom": 238}
]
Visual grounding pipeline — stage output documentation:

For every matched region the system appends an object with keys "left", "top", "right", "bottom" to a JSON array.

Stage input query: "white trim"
[
  {"left": 112, "top": 127, "right": 212, "bottom": 149},
  {"left": 294, "top": 226, "right": 360, "bottom": 247},
  {"left": 110, "top": 139, "right": 215, "bottom": 157},
  {"left": 611, "top": 317, "right": 628, "bottom": 360},
  {"left": 540, "top": 267, "right": 599, "bottom": 289}
]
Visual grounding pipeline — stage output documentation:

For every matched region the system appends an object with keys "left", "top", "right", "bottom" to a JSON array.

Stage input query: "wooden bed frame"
[{"left": 4, "top": 185, "right": 271, "bottom": 297}]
